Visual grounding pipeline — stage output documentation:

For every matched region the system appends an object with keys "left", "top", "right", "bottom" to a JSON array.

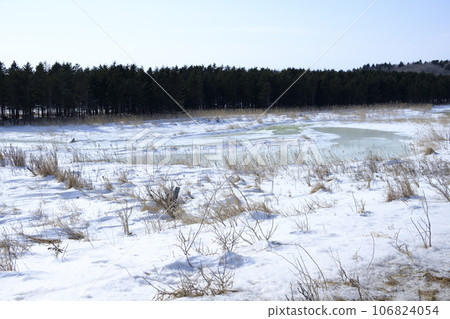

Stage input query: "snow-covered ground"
[{"left": 0, "top": 105, "right": 449, "bottom": 301}]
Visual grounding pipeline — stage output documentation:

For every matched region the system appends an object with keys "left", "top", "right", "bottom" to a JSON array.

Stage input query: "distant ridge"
[{"left": 358, "top": 60, "right": 450, "bottom": 76}]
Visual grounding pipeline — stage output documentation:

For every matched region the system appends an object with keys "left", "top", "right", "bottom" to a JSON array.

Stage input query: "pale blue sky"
[{"left": 1, "top": 0, "right": 449, "bottom": 70}]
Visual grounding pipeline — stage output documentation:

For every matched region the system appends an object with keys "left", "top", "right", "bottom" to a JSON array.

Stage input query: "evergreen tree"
[{"left": 0, "top": 60, "right": 449, "bottom": 123}]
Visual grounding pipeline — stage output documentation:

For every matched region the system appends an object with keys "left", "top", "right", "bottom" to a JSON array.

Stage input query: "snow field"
[{"left": 0, "top": 105, "right": 449, "bottom": 300}]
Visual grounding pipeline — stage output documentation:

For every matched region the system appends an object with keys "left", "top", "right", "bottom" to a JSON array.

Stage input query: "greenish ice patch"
[{"left": 313, "top": 127, "right": 410, "bottom": 161}]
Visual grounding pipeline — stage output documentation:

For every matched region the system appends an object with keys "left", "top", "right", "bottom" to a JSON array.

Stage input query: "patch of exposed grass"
[
  {"left": 1, "top": 146, "right": 26, "bottom": 167},
  {"left": 1, "top": 231, "right": 30, "bottom": 271},
  {"left": 29, "top": 151, "right": 59, "bottom": 177}
]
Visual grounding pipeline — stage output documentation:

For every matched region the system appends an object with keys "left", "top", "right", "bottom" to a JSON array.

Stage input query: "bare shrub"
[
  {"left": 212, "top": 223, "right": 242, "bottom": 253},
  {"left": 237, "top": 213, "right": 278, "bottom": 244},
  {"left": 411, "top": 194, "right": 432, "bottom": 248},
  {"left": 281, "top": 206, "right": 312, "bottom": 232},
  {"left": 392, "top": 230, "right": 413, "bottom": 260},
  {"left": 147, "top": 265, "right": 235, "bottom": 300},
  {"left": 216, "top": 185, "right": 279, "bottom": 243},
  {"left": 47, "top": 241, "right": 67, "bottom": 259},
  {"left": 332, "top": 257, "right": 372, "bottom": 301},
  {"left": 176, "top": 226, "right": 203, "bottom": 268},
  {"left": 421, "top": 160, "right": 450, "bottom": 201},
  {"left": 145, "top": 182, "right": 182, "bottom": 219},
  {"left": 351, "top": 153, "right": 381, "bottom": 188},
  {"left": 284, "top": 246, "right": 328, "bottom": 301}
]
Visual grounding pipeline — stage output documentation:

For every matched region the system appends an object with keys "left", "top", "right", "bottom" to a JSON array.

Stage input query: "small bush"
[
  {"left": 145, "top": 182, "right": 182, "bottom": 219},
  {"left": 422, "top": 160, "right": 450, "bottom": 201}
]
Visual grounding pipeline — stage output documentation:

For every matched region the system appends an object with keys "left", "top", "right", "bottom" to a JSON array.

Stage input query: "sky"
[{"left": 1, "top": 0, "right": 449, "bottom": 71}]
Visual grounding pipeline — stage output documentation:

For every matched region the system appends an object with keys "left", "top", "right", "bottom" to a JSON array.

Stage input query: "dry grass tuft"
[
  {"left": 53, "top": 217, "right": 87, "bottom": 240},
  {"left": 1, "top": 231, "right": 30, "bottom": 271},
  {"left": 57, "top": 169, "right": 92, "bottom": 190},
  {"left": 424, "top": 147, "right": 436, "bottom": 155},
  {"left": 29, "top": 151, "right": 92, "bottom": 190},
  {"left": 29, "top": 151, "right": 59, "bottom": 177},
  {"left": 1, "top": 146, "right": 26, "bottom": 167},
  {"left": 385, "top": 177, "right": 417, "bottom": 202},
  {"left": 20, "top": 234, "right": 62, "bottom": 245},
  {"left": 310, "top": 182, "right": 327, "bottom": 194}
]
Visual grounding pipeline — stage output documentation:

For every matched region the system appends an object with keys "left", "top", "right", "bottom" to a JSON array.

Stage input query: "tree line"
[{"left": 1, "top": 61, "right": 449, "bottom": 122}]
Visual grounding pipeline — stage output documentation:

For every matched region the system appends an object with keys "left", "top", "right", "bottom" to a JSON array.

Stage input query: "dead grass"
[
  {"left": 117, "top": 200, "right": 134, "bottom": 236},
  {"left": 0, "top": 231, "right": 30, "bottom": 271},
  {"left": 421, "top": 159, "right": 450, "bottom": 201},
  {"left": 0, "top": 151, "right": 5, "bottom": 167},
  {"left": 28, "top": 150, "right": 92, "bottom": 190},
  {"left": 29, "top": 151, "right": 59, "bottom": 177},
  {"left": 117, "top": 171, "right": 130, "bottom": 184},
  {"left": 103, "top": 177, "right": 113, "bottom": 191},
  {"left": 208, "top": 195, "right": 246, "bottom": 224},
  {"left": 385, "top": 177, "right": 417, "bottom": 202},
  {"left": 415, "top": 126, "right": 450, "bottom": 151},
  {"left": 310, "top": 182, "right": 327, "bottom": 194},
  {"left": 20, "top": 234, "right": 62, "bottom": 245},
  {"left": 144, "top": 181, "right": 183, "bottom": 219},
  {"left": 423, "top": 147, "right": 436, "bottom": 155},
  {"left": 57, "top": 169, "right": 92, "bottom": 190},
  {"left": 1, "top": 146, "right": 26, "bottom": 167},
  {"left": 146, "top": 265, "right": 236, "bottom": 300},
  {"left": 53, "top": 217, "right": 87, "bottom": 240}
]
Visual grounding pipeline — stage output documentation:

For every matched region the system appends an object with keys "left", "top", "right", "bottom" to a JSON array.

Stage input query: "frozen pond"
[
  {"left": 141, "top": 123, "right": 410, "bottom": 167},
  {"left": 311, "top": 126, "right": 409, "bottom": 161},
  {"left": 0, "top": 117, "right": 411, "bottom": 167}
]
